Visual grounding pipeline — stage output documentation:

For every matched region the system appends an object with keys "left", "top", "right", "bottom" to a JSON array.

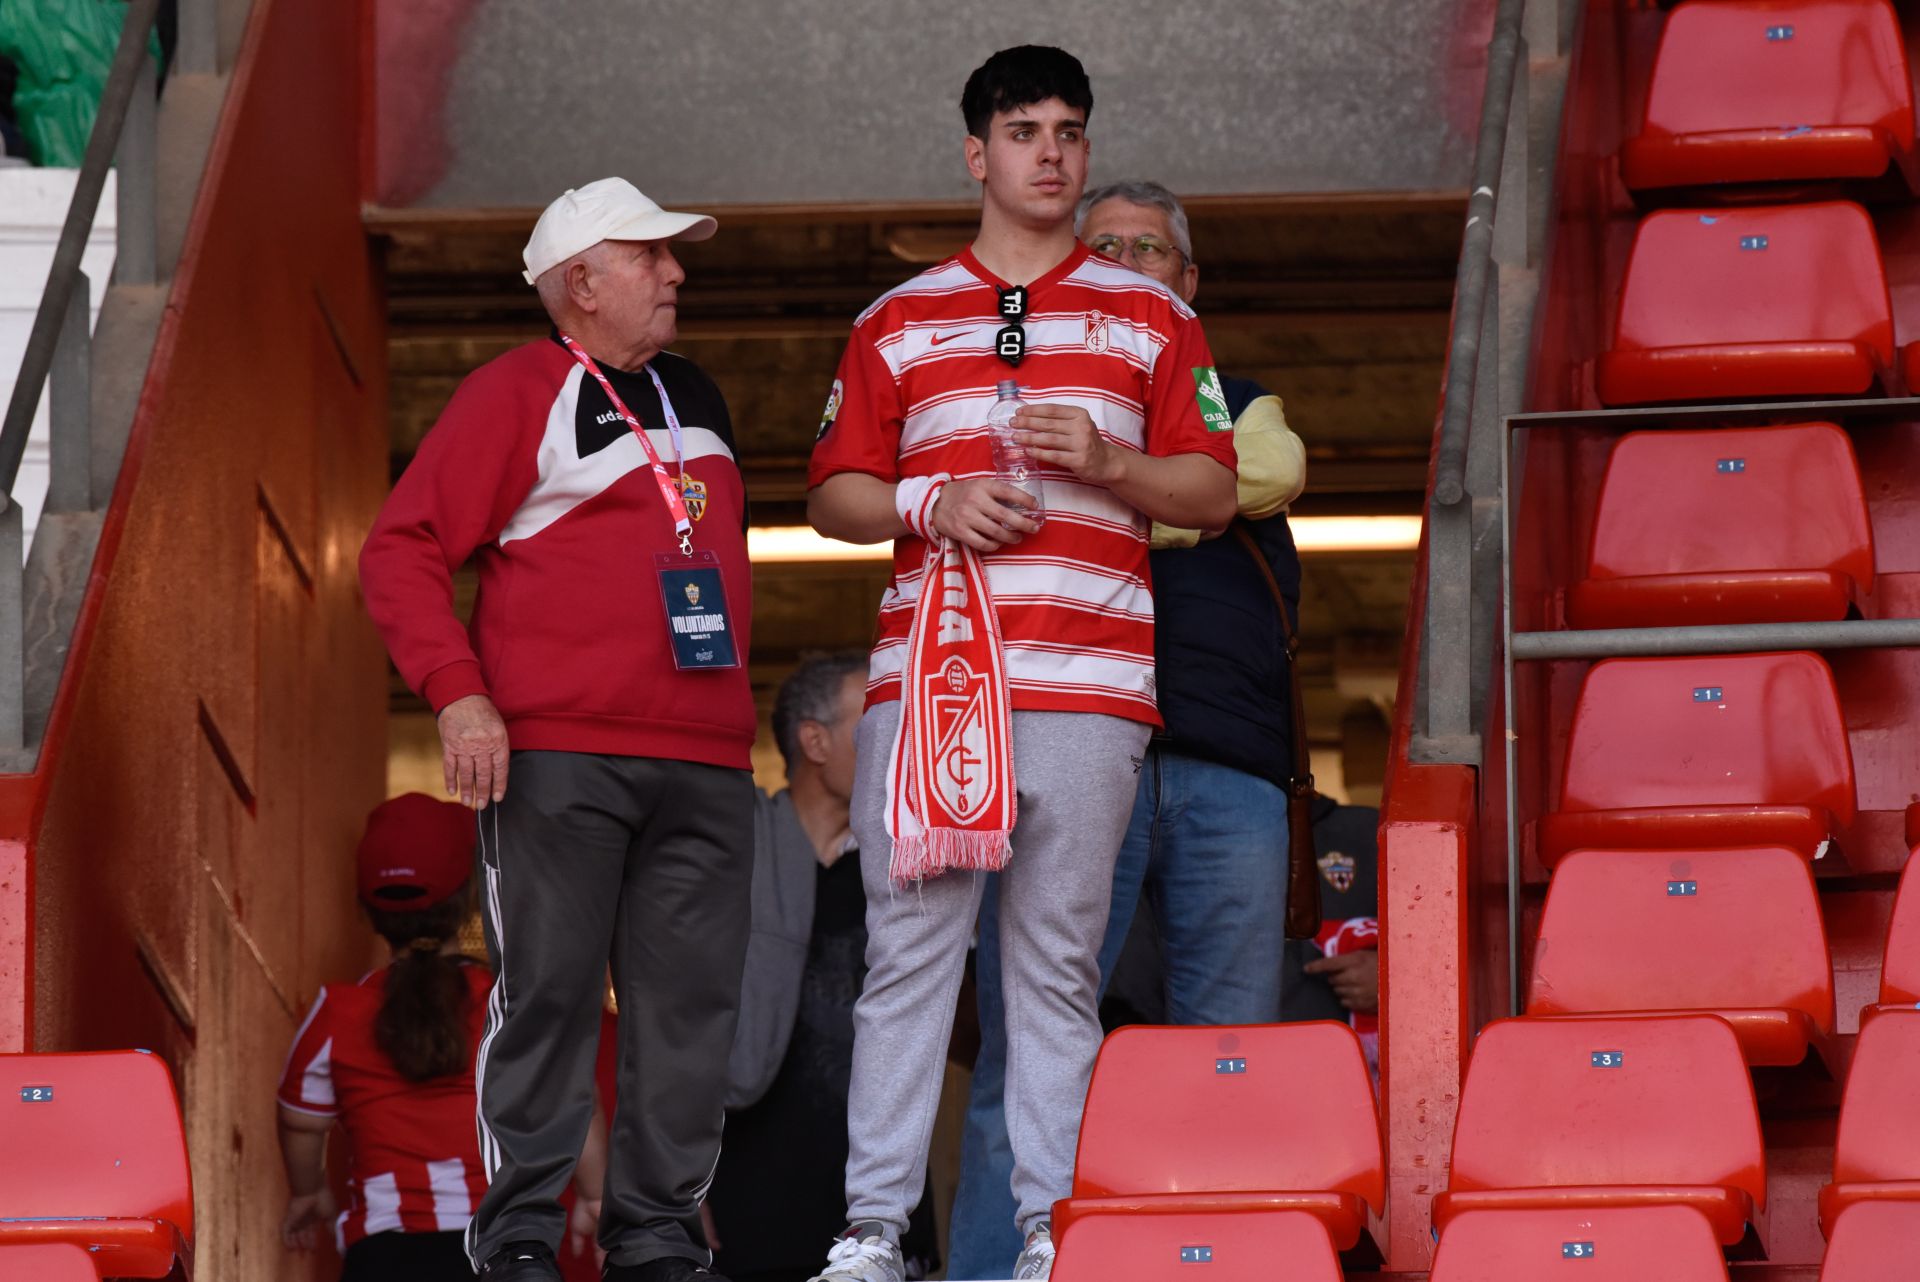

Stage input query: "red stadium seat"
[
  {"left": 1527, "top": 847, "right": 1835, "bottom": 1067},
  {"left": 1536, "top": 652, "right": 1855, "bottom": 868},
  {"left": 1876, "top": 851, "right": 1920, "bottom": 1014},
  {"left": 0, "top": 1051, "right": 193, "bottom": 1277},
  {"left": 1565, "top": 424, "right": 1873, "bottom": 629},
  {"left": 1818, "top": 1010, "right": 1920, "bottom": 1236},
  {"left": 0, "top": 1244, "right": 100, "bottom": 1282},
  {"left": 1594, "top": 202, "right": 1893, "bottom": 405},
  {"left": 1621, "top": 0, "right": 1914, "bottom": 191},
  {"left": 1051, "top": 1207, "right": 1342, "bottom": 1282},
  {"left": 1430, "top": 1205, "right": 1729, "bottom": 1281},
  {"left": 1052, "top": 1023, "right": 1383, "bottom": 1252},
  {"left": 1432, "top": 1015, "right": 1766, "bottom": 1247},
  {"left": 1819, "top": 1201, "right": 1920, "bottom": 1280}
]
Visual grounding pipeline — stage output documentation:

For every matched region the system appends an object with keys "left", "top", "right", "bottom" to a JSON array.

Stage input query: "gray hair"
[
  {"left": 532, "top": 241, "right": 612, "bottom": 321},
  {"left": 771, "top": 650, "right": 869, "bottom": 766},
  {"left": 1075, "top": 180, "right": 1193, "bottom": 260}
]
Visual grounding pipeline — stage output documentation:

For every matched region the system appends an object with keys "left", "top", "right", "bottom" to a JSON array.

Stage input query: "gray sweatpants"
[{"left": 845, "top": 703, "right": 1150, "bottom": 1241}]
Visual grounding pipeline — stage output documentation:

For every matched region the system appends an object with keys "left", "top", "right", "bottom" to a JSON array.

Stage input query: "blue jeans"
[{"left": 945, "top": 748, "right": 1290, "bottom": 1277}]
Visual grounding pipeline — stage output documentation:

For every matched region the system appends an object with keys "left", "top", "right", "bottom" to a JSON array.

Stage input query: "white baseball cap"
[{"left": 521, "top": 178, "right": 718, "bottom": 285}]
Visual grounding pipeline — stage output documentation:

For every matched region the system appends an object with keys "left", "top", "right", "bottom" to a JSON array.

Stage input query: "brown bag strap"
[{"left": 1230, "top": 521, "right": 1312, "bottom": 796}]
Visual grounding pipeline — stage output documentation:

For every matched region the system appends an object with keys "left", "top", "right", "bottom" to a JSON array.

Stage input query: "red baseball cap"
[{"left": 357, "top": 793, "right": 476, "bottom": 908}]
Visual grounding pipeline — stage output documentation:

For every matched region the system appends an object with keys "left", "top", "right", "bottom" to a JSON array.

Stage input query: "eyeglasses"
[{"left": 1088, "top": 233, "right": 1188, "bottom": 269}]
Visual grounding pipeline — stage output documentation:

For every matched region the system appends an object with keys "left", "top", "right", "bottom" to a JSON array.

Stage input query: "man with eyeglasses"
[
  {"left": 945, "top": 179, "right": 1306, "bottom": 1278},
  {"left": 804, "top": 49, "right": 1238, "bottom": 1282}
]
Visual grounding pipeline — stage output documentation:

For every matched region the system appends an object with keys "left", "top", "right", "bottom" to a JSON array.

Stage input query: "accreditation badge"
[{"left": 655, "top": 550, "right": 739, "bottom": 670}]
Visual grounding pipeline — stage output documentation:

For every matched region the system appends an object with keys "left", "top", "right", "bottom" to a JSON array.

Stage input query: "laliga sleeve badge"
[
  {"left": 816, "top": 377, "right": 844, "bottom": 442},
  {"left": 656, "top": 551, "right": 739, "bottom": 670}
]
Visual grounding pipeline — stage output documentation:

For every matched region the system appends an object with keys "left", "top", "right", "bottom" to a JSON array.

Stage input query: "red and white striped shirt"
[
  {"left": 809, "top": 242, "right": 1237, "bottom": 724},
  {"left": 278, "top": 961, "right": 493, "bottom": 1250}
]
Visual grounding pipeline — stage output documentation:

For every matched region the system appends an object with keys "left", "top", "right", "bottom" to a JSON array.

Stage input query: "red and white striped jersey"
[
  {"left": 278, "top": 960, "right": 493, "bottom": 1250},
  {"left": 809, "top": 242, "right": 1237, "bottom": 725}
]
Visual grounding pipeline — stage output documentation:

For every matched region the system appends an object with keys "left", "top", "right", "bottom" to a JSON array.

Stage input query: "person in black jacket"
[{"left": 946, "top": 179, "right": 1307, "bottom": 1277}]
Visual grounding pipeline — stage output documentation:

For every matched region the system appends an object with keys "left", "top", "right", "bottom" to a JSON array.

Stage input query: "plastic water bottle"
[{"left": 985, "top": 380, "right": 1045, "bottom": 526}]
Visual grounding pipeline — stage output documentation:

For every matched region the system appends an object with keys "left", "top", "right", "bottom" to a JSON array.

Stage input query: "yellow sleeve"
[
  {"left": 1149, "top": 394, "right": 1306, "bottom": 548},
  {"left": 1232, "top": 395, "right": 1306, "bottom": 520}
]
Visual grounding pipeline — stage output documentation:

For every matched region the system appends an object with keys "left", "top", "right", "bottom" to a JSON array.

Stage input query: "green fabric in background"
[{"left": 0, "top": 0, "right": 160, "bottom": 167}]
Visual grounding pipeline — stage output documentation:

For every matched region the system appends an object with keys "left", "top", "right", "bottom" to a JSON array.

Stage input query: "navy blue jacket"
[{"left": 1149, "top": 375, "right": 1302, "bottom": 787}]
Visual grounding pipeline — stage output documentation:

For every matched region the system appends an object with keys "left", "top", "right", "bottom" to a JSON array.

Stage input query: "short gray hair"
[
  {"left": 771, "top": 650, "right": 869, "bottom": 766},
  {"left": 1075, "top": 180, "right": 1193, "bottom": 260},
  {"left": 532, "top": 241, "right": 611, "bottom": 321}
]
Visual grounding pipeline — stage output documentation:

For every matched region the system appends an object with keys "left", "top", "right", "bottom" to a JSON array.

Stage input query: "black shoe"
[
  {"left": 482, "top": 1241, "right": 562, "bottom": 1281},
  {"left": 603, "top": 1257, "right": 729, "bottom": 1282}
]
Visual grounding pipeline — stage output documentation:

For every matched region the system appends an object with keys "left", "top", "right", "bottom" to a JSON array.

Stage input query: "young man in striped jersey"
[{"left": 804, "top": 45, "right": 1237, "bottom": 1282}]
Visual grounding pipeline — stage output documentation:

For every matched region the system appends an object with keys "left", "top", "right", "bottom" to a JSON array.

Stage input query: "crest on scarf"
[
  {"left": 678, "top": 475, "right": 708, "bottom": 521},
  {"left": 1319, "top": 849, "right": 1356, "bottom": 893},
  {"left": 928, "top": 657, "right": 991, "bottom": 823},
  {"left": 1085, "top": 309, "right": 1112, "bottom": 354}
]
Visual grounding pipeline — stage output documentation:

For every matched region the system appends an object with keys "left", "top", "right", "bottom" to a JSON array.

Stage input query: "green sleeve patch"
[{"left": 1192, "top": 366, "right": 1233, "bottom": 432}]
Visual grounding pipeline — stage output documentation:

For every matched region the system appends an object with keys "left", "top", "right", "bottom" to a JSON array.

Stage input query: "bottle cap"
[{"left": 995, "top": 379, "right": 1020, "bottom": 398}]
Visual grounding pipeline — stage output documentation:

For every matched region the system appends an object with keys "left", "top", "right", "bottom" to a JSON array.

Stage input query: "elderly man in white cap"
[{"left": 360, "top": 178, "right": 756, "bottom": 1282}]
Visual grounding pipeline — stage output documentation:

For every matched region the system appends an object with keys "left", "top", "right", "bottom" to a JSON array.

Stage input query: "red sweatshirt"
[{"left": 359, "top": 336, "right": 755, "bottom": 768}]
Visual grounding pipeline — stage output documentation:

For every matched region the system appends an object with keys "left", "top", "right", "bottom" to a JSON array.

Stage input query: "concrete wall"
[
  {"left": 5, "top": 0, "right": 389, "bottom": 1275},
  {"left": 375, "top": 0, "right": 1493, "bottom": 207}
]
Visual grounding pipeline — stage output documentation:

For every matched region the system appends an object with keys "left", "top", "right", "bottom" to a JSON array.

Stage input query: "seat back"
[
  {"left": 1449, "top": 1016, "right": 1765, "bottom": 1208},
  {"left": 1558, "top": 652, "right": 1855, "bottom": 823},
  {"left": 1820, "top": 1201, "right": 1920, "bottom": 1281},
  {"left": 1879, "top": 850, "right": 1920, "bottom": 1005},
  {"left": 1832, "top": 1011, "right": 1920, "bottom": 1184},
  {"left": 1584, "top": 424, "right": 1872, "bottom": 590},
  {"left": 1053, "top": 1209, "right": 1341, "bottom": 1282},
  {"left": 1612, "top": 203, "right": 1892, "bottom": 357},
  {"left": 1599, "top": 202, "right": 1894, "bottom": 410},
  {"left": 1431, "top": 1205, "right": 1729, "bottom": 1281},
  {"left": 0, "top": 1051, "right": 194, "bottom": 1247},
  {"left": 1072, "top": 1023, "right": 1383, "bottom": 1213},
  {"left": 1528, "top": 847, "right": 1833, "bottom": 1029},
  {"left": 0, "top": 1244, "right": 101, "bottom": 1282},
  {"left": 1641, "top": 0, "right": 1912, "bottom": 144}
]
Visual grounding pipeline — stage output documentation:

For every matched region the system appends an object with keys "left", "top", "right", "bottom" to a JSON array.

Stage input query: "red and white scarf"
[{"left": 883, "top": 475, "right": 1017, "bottom": 885}]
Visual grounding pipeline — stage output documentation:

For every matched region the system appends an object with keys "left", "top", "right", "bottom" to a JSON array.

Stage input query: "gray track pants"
[
  {"left": 844, "top": 704, "right": 1150, "bottom": 1241},
  {"left": 467, "top": 750, "right": 754, "bottom": 1270}
]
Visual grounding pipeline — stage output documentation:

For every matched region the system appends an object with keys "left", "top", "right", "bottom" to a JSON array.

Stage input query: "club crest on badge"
[
  {"left": 684, "top": 582, "right": 702, "bottom": 607},
  {"left": 1319, "top": 849, "right": 1356, "bottom": 893},
  {"left": 678, "top": 475, "right": 708, "bottom": 521},
  {"left": 1085, "top": 309, "right": 1111, "bottom": 354},
  {"left": 928, "top": 656, "right": 991, "bottom": 823}
]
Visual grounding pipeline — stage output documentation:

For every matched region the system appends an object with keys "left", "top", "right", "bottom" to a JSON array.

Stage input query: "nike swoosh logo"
[{"left": 929, "top": 330, "right": 970, "bottom": 345}]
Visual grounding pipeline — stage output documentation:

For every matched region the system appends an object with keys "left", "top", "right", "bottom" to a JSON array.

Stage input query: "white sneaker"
[
  {"left": 806, "top": 1226, "right": 905, "bottom": 1282},
  {"left": 1013, "top": 1222, "right": 1056, "bottom": 1279}
]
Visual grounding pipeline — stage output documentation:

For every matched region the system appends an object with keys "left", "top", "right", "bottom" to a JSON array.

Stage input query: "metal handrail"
[
  {"left": 1433, "top": 0, "right": 1526, "bottom": 510},
  {"left": 0, "top": 0, "right": 163, "bottom": 496}
]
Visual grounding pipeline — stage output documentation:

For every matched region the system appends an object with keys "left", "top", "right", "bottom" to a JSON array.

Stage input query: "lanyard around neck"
[{"left": 558, "top": 334, "right": 693, "bottom": 555}]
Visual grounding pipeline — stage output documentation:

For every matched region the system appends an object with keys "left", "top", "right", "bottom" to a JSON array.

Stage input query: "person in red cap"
[{"left": 276, "top": 794, "right": 603, "bottom": 1281}]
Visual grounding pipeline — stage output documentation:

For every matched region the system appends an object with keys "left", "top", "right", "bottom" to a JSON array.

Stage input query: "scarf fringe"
[{"left": 889, "top": 827, "right": 1013, "bottom": 887}]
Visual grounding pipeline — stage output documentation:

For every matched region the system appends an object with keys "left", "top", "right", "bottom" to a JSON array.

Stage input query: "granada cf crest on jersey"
[
  {"left": 1319, "top": 849, "right": 1357, "bottom": 893},
  {"left": 677, "top": 475, "right": 708, "bottom": 521},
  {"left": 928, "top": 656, "right": 993, "bottom": 824},
  {"left": 1084, "top": 309, "right": 1112, "bottom": 354}
]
